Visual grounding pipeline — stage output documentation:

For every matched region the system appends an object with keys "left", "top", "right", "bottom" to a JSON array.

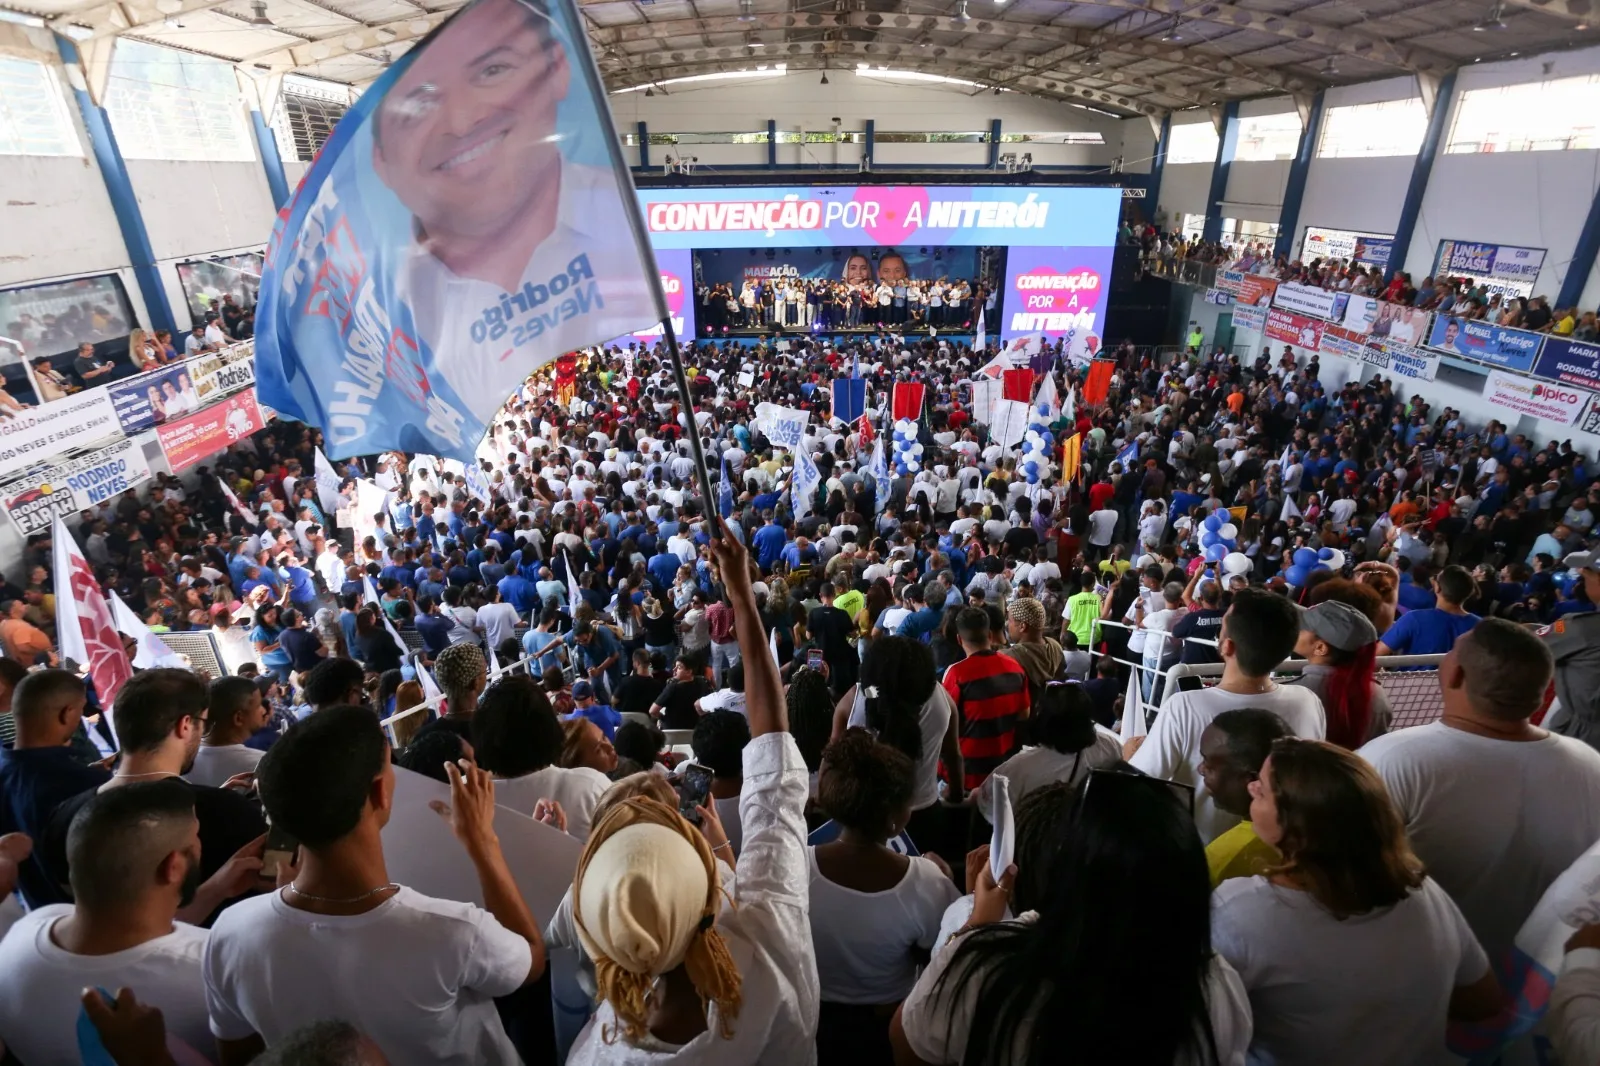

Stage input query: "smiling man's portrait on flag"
[{"left": 255, "top": 0, "right": 661, "bottom": 463}]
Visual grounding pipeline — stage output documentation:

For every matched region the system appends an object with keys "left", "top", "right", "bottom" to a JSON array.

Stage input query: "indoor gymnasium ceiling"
[{"left": 7, "top": 0, "right": 1596, "bottom": 116}]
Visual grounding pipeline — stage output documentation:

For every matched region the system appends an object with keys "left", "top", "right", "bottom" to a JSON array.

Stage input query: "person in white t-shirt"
[
  {"left": 893, "top": 768, "right": 1252, "bottom": 1066},
  {"left": 1129, "top": 589, "right": 1326, "bottom": 843},
  {"left": 0, "top": 780, "right": 223, "bottom": 1065},
  {"left": 808, "top": 730, "right": 959, "bottom": 1057},
  {"left": 1359, "top": 618, "right": 1600, "bottom": 967},
  {"left": 1136, "top": 581, "right": 1189, "bottom": 705},
  {"left": 1212, "top": 738, "right": 1500, "bottom": 1066},
  {"left": 475, "top": 585, "right": 522, "bottom": 652},
  {"left": 203, "top": 706, "right": 545, "bottom": 1066},
  {"left": 185, "top": 676, "right": 271, "bottom": 789},
  {"left": 471, "top": 675, "right": 612, "bottom": 841}
]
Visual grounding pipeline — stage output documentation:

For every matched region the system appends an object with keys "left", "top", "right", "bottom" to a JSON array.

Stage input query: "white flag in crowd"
[
  {"left": 219, "top": 477, "right": 258, "bottom": 528},
  {"left": 109, "top": 592, "right": 187, "bottom": 670},
  {"left": 1120, "top": 668, "right": 1148, "bottom": 743},
  {"left": 313, "top": 447, "right": 345, "bottom": 516},
  {"left": 791, "top": 447, "right": 821, "bottom": 520},
  {"left": 52, "top": 517, "right": 133, "bottom": 712}
]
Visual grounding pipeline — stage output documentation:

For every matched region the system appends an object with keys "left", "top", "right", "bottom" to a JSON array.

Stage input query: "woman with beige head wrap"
[{"left": 564, "top": 522, "right": 819, "bottom": 1065}]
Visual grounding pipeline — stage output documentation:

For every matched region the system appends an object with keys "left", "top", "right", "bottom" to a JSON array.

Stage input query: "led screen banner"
[
  {"left": 1001, "top": 246, "right": 1114, "bottom": 341},
  {"left": 637, "top": 185, "right": 1120, "bottom": 250},
  {"left": 634, "top": 185, "right": 1122, "bottom": 346}
]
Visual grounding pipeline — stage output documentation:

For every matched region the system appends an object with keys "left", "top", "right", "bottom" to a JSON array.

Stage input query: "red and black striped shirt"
[{"left": 942, "top": 649, "right": 1029, "bottom": 794}]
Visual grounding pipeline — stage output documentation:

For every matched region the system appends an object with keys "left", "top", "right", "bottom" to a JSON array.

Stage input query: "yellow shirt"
[
  {"left": 1207, "top": 820, "right": 1279, "bottom": 888},
  {"left": 1556, "top": 314, "right": 1577, "bottom": 336}
]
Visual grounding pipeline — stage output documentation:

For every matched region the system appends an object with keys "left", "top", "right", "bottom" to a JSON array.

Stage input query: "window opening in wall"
[
  {"left": 999, "top": 131, "right": 1106, "bottom": 145},
  {"left": 0, "top": 57, "right": 80, "bottom": 157},
  {"left": 176, "top": 252, "right": 264, "bottom": 321},
  {"left": 1234, "top": 112, "right": 1302, "bottom": 161},
  {"left": 277, "top": 92, "right": 348, "bottom": 163},
  {"left": 104, "top": 38, "right": 253, "bottom": 162},
  {"left": 1446, "top": 74, "right": 1600, "bottom": 153},
  {"left": 1167, "top": 122, "right": 1220, "bottom": 164},
  {"left": 1180, "top": 212, "right": 1207, "bottom": 240},
  {"left": 1317, "top": 98, "right": 1427, "bottom": 158},
  {"left": 0, "top": 274, "right": 136, "bottom": 361}
]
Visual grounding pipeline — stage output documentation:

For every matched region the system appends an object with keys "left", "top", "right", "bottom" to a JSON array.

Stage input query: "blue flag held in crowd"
[
  {"left": 831, "top": 376, "right": 866, "bottom": 424},
  {"left": 255, "top": 0, "right": 663, "bottom": 463}
]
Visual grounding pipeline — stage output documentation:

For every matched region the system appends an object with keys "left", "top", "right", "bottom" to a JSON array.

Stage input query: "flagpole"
[{"left": 555, "top": 0, "right": 718, "bottom": 532}]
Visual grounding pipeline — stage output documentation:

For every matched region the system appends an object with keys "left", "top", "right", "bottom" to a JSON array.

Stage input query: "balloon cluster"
[
  {"left": 1284, "top": 546, "right": 1347, "bottom": 588},
  {"left": 891, "top": 419, "right": 922, "bottom": 476},
  {"left": 1020, "top": 429, "right": 1053, "bottom": 485},
  {"left": 1200, "top": 512, "right": 1240, "bottom": 566}
]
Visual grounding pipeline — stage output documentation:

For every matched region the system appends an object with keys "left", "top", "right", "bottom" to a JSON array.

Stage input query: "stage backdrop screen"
[{"left": 636, "top": 185, "right": 1121, "bottom": 344}]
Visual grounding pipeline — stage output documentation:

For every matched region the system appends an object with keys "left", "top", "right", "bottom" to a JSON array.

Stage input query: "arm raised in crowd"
[{"left": 711, "top": 519, "right": 785, "bottom": 738}]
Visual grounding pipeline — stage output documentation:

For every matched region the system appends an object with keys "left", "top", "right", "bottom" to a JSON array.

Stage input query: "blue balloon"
[
  {"left": 1292, "top": 548, "right": 1318, "bottom": 568},
  {"left": 1284, "top": 564, "right": 1310, "bottom": 586},
  {"left": 1317, "top": 547, "right": 1336, "bottom": 561},
  {"left": 1205, "top": 544, "right": 1228, "bottom": 562},
  {"left": 1200, "top": 531, "right": 1221, "bottom": 548},
  {"left": 1204, "top": 513, "right": 1224, "bottom": 532},
  {"left": 1026, "top": 471, "right": 1039, "bottom": 484},
  {"left": 1222, "top": 539, "right": 1237, "bottom": 551}
]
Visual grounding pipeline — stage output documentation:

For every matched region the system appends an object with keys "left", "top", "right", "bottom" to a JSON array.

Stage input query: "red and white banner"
[
  {"left": 53, "top": 516, "right": 133, "bottom": 715},
  {"left": 157, "top": 388, "right": 268, "bottom": 475},
  {"left": 1265, "top": 309, "right": 1326, "bottom": 350}
]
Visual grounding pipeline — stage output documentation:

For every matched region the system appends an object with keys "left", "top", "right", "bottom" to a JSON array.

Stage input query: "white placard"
[
  {"left": 1484, "top": 368, "right": 1591, "bottom": 426},
  {"left": 0, "top": 437, "right": 151, "bottom": 535},
  {"left": 1271, "top": 282, "right": 1341, "bottom": 321},
  {"left": 384, "top": 766, "right": 583, "bottom": 921},
  {"left": 0, "top": 387, "right": 121, "bottom": 480}
]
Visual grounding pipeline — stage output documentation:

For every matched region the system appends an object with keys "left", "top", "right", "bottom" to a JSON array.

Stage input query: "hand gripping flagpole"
[{"left": 561, "top": 0, "right": 720, "bottom": 535}]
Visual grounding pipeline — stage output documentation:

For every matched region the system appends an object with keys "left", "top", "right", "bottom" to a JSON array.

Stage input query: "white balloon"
[
  {"left": 1223, "top": 552, "right": 1253, "bottom": 576},
  {"left": 1219, "top": 523, "right": 1238, "bottom": 540},
  {"left": 1324, "top": 549, "right": 1346, "bottom": 571},
  {"left": 910, "top": 443, "right": 923, "bottom": 456}
]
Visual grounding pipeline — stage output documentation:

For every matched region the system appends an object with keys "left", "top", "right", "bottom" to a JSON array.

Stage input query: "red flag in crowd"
[
  {"left": 858, "top": 413, "right": 875, "bottom": 451},
  {"left": 1002, "top": 368, "right": 1034, "bottom": 405},
  {"left": 892, "top": 382, "right": 926, "bottom": 422},
  {"left": 1083, "top": 359, "right": 1116, "bottom": 406},
  {"left": 52, "top": 517, "right": 133, "bottom": 717}
]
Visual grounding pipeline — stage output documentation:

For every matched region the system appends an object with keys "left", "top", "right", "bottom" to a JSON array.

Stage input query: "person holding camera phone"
[{"left": 565, "top": 519, "right": 818, "bottom": 1065}]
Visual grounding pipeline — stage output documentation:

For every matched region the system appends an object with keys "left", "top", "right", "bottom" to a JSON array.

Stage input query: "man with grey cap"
[
  {"left": 1541, "top": 552, "right": 1600, "bottom": 754},
  {"left": 1290, "top": 600, "right": 1392, "bottom": 748}
]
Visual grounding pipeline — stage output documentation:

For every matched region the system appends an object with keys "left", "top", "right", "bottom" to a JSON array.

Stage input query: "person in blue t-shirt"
[
  {"left": 567, "top": 679, "right": 623, "bottom": 741},
  {"left": 1378, "top": 564, "right": 1480, "bottom": 656},
  {"left": 413, "top": 594, "right": 454, "bottom": 655},
  {"left": 751, "top": 515, "right": 789, "bottom": 571},
  {"left": 522, "top": 610, "right": 565, "bottom": 675}
]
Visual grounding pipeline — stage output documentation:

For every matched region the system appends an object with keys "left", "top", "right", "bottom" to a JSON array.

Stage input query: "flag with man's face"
[{"left": 255, "top": 0, "right": 661, "bottom": 463}]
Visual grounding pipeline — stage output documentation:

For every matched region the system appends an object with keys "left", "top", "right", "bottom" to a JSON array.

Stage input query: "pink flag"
[{"left": 53, "top": 517, "right": 133, "bottom": 712}]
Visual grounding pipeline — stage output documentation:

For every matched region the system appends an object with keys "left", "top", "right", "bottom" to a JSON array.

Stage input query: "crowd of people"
[
  {"left": 1136, "top": 223, "right": 1599, "bottom": 341},
  {"left": 2, "top": 319, "right": 1600, "bottom": 1064},
  {"left": 695, "top": 261, "right": 987, "bottom": 333}
]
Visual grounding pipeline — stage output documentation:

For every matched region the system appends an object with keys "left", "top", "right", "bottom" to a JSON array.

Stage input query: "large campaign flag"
[
  {"left": 255, "top": 0, "right": 664, "bottom": 463},
  {"left": 53, "top": 518, "right": 133, "bottom": 713}
]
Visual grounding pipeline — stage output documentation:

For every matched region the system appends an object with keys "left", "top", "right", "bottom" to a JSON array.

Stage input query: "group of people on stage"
[{"left": 697, "top": 260, "right": 987, "bottom": 334}]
